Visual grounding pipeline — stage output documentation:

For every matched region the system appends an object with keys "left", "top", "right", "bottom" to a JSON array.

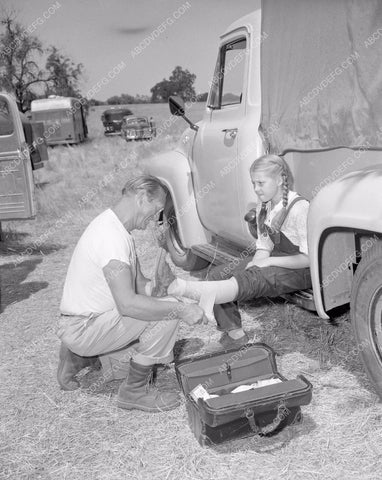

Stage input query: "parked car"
[
  {"left": 121, "top": 115, "right": 156, "bottom": 141},
  {"left": 144, "top": 1, "right": 382, "bottom": 398},
  {"left": 101, "top": 107, "right": 133, "bottom": 135}
]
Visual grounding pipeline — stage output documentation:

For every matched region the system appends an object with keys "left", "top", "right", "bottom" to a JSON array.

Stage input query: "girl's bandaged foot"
[
  {"left": 167, "top": 277, "right": 239, "bottom": 304},
  {"left": 167, "top": 278, "right": 188, "bottom": 297},
  {"left": 167, "top": 279, "right": 217, "bottom": 322},
  {"left": 199, "top": 289, "right": 217, "bottom": 323},
  {"left": 168, "top": 279, "right": 220, "bottom": 303}
]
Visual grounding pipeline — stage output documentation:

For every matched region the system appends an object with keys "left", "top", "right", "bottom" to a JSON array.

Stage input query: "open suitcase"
[{"left": 175, "top": 343, "right": 312, "bottom": 446}]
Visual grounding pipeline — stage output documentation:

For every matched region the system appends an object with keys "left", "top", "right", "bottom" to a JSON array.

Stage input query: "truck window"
[
  {"left": 0, "top": 99, "right": 14, "bottom": 135},
  {"left": 208, "top": 38, "right": 247, "bottom": 109}
]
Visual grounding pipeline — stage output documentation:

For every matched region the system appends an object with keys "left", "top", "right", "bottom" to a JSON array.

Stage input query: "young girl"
[{"left": 168, "top": 154, "right": 312, "bottom": 346}]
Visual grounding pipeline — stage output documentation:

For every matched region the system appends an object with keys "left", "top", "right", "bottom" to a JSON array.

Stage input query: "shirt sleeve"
[
  {"left": 90, "top": 228, "right": 135, "bottom": 269},
  {"left": 287, "top": 200, "right": 309, "bottom": 255},
  {"left": 255, "top": 232, "right": 274, "bottom": 252}
]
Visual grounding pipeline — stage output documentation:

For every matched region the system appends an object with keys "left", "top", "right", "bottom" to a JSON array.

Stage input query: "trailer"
[{"left": 31, "top": 96, "right": 88, "bottom": 145}]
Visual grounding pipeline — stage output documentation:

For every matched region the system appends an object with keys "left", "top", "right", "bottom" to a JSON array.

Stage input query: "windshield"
[
  {"left": 126, "top": 117, "right": 148, "bottom": 125},
  {"left": 33, "top": 110, "right": 72, "bottom": 123},
  {"left": 104, "top": 110, "right": 132, "bottom": 122}
]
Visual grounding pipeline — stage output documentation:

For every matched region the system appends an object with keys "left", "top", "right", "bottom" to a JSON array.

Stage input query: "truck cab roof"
[
  {"left": 221, "top": 7, "right": 260, "bottom": 39},
  {"left": 31, "top": 97, "right": 76, "bottom": 111}
]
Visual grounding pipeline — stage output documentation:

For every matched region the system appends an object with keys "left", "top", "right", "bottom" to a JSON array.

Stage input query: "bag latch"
[{"left": 223, "top": 362, "right": 232, "bottom": 381}]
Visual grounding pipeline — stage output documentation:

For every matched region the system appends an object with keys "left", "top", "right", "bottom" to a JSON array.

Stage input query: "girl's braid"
[{"left": 282, "top": 171, "right": 289, "bottom": 209}]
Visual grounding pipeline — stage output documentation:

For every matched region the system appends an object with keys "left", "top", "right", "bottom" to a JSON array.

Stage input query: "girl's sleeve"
[
  {"left": 255, "top": 232, "right": 274, "bottom": 252},
  {"left": 293, "top": 201, "right": 309, "bottom": 255}
]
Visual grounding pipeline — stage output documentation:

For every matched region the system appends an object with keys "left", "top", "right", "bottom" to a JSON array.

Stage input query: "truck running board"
[
  {"left": 191, "top": 242, "right": 240, "bottom": 266},
  {"left": 191, "top": 242, "right": 316, "bottom": 312}
]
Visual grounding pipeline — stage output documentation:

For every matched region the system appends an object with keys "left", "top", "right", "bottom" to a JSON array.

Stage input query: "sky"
[{"left": 3, "top": 0, "right": 256, "bottom": 101}]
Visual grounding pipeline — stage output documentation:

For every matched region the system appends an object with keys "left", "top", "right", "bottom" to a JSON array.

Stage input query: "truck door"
[
  {"left": 0, "top": 93, "right": 35, "bottom": 220},
  {"left": 191, "top": 35, "right": 249, "bottom": 246}
]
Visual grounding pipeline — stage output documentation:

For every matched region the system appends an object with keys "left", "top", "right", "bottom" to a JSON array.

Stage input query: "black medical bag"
[{"left": 175, "top": 343, "right": 312, "bottom": 446}]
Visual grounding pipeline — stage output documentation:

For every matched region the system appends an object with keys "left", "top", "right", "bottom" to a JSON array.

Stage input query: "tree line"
[
  {"left": 105, "top": 67, "right": 208, "bottom": 105},
  {"left": 0, "top": 12, "right": 208, "bottom": 110}
]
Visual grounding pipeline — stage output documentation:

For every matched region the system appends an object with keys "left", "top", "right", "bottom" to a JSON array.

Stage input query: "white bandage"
[{"left": 144, "top": 281, "right": 153, "bottom": 296}]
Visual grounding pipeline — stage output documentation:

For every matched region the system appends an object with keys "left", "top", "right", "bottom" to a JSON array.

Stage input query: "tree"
[
  {"left": 0, "top": 13, "right": 47, "bottom": 111},
  {"left": 150, "top": 66, "right": 196, "bottom": 103},
  {"left": 107, "top": 95, "right": 123, "bottom": 105},
  {"left": 45, "top": 46, "right": 83, "bottom": 98},
  {"left": 106, "top": 93, "right": 150, "bottom": 105},
  {"left": 169, "top": 66, "right": 196, "bottom": 102},
  {"left": 196, "top": 92, "right": 208, "bottom": 102},
  {"left": 88, "top": 98, "right": 105, "bottom": 106},
  {"left": 150, "top": 79, "right": 173, "bottom": 103},
  {"left": 0, "top": 12, "right": 85, "bottom": 112},
  {"left": 107, "top": 94, "right": 135, "bottom": 105}
]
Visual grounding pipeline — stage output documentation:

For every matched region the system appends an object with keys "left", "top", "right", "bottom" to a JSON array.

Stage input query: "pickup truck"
[{"left": 144, "top": 0, "right": 382, "bottom": 398}]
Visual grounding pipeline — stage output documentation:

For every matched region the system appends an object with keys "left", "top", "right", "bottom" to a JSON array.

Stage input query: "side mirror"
[
  {"left": 169, "top": 96, "right": 185, "bottom": 116},
  {"left": 168, "top": 95, "right": 198, "bottom": 131}
]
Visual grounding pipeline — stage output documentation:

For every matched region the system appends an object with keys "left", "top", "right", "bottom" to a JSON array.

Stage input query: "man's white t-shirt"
[{"left": 60, "top": 209, "right": 136, "bottom": 316}]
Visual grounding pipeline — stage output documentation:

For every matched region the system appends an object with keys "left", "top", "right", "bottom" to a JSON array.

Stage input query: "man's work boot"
[
  {"left": 57, "top": 342, "right": 99, "bottom": 391},
  {"left": 117, "top": 360, "right": 181, "bottom": 412}
]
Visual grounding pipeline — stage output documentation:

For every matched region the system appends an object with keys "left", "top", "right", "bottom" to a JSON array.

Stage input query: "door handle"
[{"left": 222, "top": 128, "right": 238, "bottom": 139}]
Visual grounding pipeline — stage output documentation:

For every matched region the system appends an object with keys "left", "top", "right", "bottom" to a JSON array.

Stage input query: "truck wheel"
[
  {"left": 164, "top": 201, "right": 209, "bottom": 271},
  {"left": 350, "top": 240, "right": 382, "bottom": 398}
]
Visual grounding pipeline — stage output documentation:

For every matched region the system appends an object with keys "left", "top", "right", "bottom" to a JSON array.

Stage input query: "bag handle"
[{"left": 244, "top": 403, "right": 290, "bottom": 436}]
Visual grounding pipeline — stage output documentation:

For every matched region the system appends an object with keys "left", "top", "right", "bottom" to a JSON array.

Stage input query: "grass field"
[{"left": 1, "top": 103, "right": 382, "bottom": 480}]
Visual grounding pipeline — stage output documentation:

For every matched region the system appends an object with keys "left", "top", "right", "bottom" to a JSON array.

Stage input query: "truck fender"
[
  {"left": 142, "top": 150, "right": 211, "bottom": 248},
  {"left": 308, "top": 165, "right": 382, "bottom": 318}
]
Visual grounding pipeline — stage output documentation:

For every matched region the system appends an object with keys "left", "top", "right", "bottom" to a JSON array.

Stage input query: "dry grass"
[{"left": 1, "top": 104, "right": 382, "bottom": 480}]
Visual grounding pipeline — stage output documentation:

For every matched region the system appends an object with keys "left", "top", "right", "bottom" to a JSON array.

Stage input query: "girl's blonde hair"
[{"left": 249, "top": 154, "right": 294, "bottom": 234}]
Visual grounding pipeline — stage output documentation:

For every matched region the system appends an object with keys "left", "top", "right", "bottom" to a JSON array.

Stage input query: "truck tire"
[
  {"left": 164, "top": 200, "right": 209, "bottom": 271},
  {"left": 350, "top": 240, "right": 382, "bottom": 398}
]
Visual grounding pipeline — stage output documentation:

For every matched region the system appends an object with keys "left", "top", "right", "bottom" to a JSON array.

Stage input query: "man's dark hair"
[{"left": 122, "top": 175, "right": 167, "bottom": 201}]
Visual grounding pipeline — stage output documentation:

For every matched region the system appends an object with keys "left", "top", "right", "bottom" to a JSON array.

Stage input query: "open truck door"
[{"left": 0, "top": 93, "right": 35, "bottom": 223}]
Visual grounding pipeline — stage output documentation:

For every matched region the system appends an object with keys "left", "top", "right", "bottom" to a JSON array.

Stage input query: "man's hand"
[
  {"left": 179, "top": 303, "right": 206, "bottom": 326},
  {"left": 245, "top": 250, "right": 272, "bottom": 270}
]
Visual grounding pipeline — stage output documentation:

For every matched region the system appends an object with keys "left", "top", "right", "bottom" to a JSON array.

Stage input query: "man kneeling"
[{"left": 57, "top": 175, "right": 204, "bottom": 412}]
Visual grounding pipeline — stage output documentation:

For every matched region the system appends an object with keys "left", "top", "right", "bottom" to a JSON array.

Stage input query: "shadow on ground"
[
  {"left": 173, "top": 337, "right": 205, "bottom": 361},
  {"left": 212, "top": 413, "right": 317, "bottom": 454},
  {"left": 0, "top": 234, "right": 64, "bottom": 258},
  {"left": 0, "top": 258, "right": 49, "bottom": 312}
]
